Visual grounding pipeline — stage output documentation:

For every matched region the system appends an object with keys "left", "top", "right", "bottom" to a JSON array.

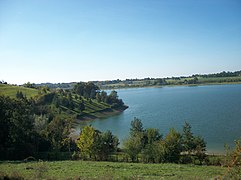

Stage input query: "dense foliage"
[
  {"left": 73, "top": 118, "right": 208, "bottom": 164},
  {"left": 0, "top": 82, "right": 126, "bottom": 160},
  {"left": 123, "top": 118, "right": 206, "bottom": 164},
  {"left": 76, "top": 126, "right": 119, "bottom": 160},
  {"left": 0, "top": 95, "right": 74, "bottom": 160}
]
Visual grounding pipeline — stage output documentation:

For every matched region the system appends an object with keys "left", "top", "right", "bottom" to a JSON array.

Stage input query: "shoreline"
[
  {"left": 73, "top": 105, "right": 128, "bottom": 123},
  {"left": 100, "top": 81, "right": 241, "bottom": 90},
  {"left": 70, "top": 105, "right": 128, "bottom": 140}
]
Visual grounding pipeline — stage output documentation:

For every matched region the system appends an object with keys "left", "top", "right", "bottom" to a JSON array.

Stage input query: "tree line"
[{"left": 75, "top": 118, "right": 207, "bottom": 164}]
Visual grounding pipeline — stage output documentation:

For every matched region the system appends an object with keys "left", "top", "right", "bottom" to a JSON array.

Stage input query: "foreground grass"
[{"left": 0, "top": 160, "right": 226, "bottom": 179}]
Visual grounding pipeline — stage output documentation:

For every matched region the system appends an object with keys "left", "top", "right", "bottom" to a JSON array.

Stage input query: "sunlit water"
[{"left": 76, "top": 84, "right": 241, "bottom": 154}]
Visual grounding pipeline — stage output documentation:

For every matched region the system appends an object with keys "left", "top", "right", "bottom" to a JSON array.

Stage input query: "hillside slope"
[
  {"left": 0, "top": 84, "right": 38, "bottom": 98},
  {"left": 0, "top": 84, "right": 127, "bottom": 122}
]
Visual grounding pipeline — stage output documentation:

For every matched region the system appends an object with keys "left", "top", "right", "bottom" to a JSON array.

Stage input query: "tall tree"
[
  {"left": 193, "top": 136, "right": 206, "bottom": 164},
  {"left": 76, "top": 126, "right": 96, "bottom": 159},
  {"left": 164, "top": 128, "right": 182, "bottom": 163},
  {"left": 100, "top": 91, "right": 108, "bottom": 103},
  {"left": 46, "top": 117, "right": 72, "bottom": 151},
  {"left": 145, "top": 128, "right": 162, "bottom": 144},
  {"left": 142, "top": 128, "right": 163, "bottom": 163},
  {"left": 73, "top": 82, "right": 99, "bottom": 99},
  {"left": 96, "top": 130, "right": 119, "bottom": 160},
  {"left": 130, "top": 117, "right": 144, "bottom": 136},
  {"left": 124, "top": 118, "right": 146, "bottom": 162},
  {"left": 123, "top": 135, "right": 142, "bottom": 162},
  {"left": 182, "top": 122, "right": 195, "bottom": 154}
]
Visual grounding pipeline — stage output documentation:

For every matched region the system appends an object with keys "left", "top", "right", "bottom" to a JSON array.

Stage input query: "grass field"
[
  {"left": 0, "top": 84, "right": 39, "bottom": 98},
  {"left": 0, "top": 160, "right": 226, "bottom": 179}
]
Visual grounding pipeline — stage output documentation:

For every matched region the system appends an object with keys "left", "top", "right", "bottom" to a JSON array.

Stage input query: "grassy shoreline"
[
  {"left": 101, "top": 81, "right": 241, "bottom": 90},
  {"left": 71, "top": 106, "right": 128, "bottom": 138},
  {"left": 76, "top": 105, "right": 128, "bottom": 122}
]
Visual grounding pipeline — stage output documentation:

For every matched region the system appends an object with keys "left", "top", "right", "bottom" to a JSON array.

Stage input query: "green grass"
[
  {"left": 0, "top": 160, "right": 226, "bottom": 179},
  {"left": 0, "top": 84, "right": 38, "bottom": 98},
  {"left": 198, "top": 76, "right": 241, "bottom": 83},
  {"left": 72, "top": 97, "right": 111, "bottom": 114}
]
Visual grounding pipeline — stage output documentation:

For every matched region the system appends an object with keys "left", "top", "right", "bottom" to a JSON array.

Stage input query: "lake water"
[{"left": 77, "top": 84, "right": 241, "bottom": 154}]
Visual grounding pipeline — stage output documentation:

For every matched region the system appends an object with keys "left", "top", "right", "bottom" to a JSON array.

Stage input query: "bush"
[
  {"left": 179, "top": 155, "right": 193, "bottom": 164},
  {"left": 222, "top": 140, "right": 241, "bottom": 179},
  {"left": 205, "top": 156, "right": 222, "bottom": 166}
]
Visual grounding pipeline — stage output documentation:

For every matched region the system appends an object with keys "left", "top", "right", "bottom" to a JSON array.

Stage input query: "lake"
[{"left": 77, "top": 84, "right": 241, "bottom": 154}]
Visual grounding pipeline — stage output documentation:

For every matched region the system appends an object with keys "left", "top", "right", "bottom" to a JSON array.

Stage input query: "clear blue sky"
[{"left": 1, "top": 0, "right": 241, "bottom": 84}]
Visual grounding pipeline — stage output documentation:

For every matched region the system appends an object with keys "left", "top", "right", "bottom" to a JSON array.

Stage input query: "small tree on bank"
[
  {"left": 77, "top": 126, "right": 96, "bottom": 159},
  {"left": 181, "top": 122, "right": 206, "bottom": 164},
  {"left": 76, "top": 126, "right": 119, "bottom": 160},
  {"left": 164, "top": 128, "right": 182, "bottom": 163}
]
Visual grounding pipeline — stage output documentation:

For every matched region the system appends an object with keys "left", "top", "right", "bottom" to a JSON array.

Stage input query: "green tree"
[
  {"left": 123, "top": 135, "right": 142, "bottom": 162},
  {"left": 73, "top": 82, "right": 99, "bottom": 99},
  {"left": 96, "top": 93, "right": 101, "bottom": 103},
  {"left": 164, "top": 128, "right": 182, "bottom": 163},
  {"left": 142, "top": 141, "right": 163, "bottom": 163},
  {"left": 123, "top": 118, "right": 146, "bottom": 162},
  {"left": 108, "top": 90, "right": 118, "bottom": 103},
  {"left": 96, "top": 130, "right": 119, "bottom": 160},
  {"left": 100, "top": 91, "right": 108, "bottom": 103},
  {"left": 142, "top": 128, "right": 163, "bottom": 163},
  {"left": 145, "top": 128, "right": 162, "bottom": 144},
  {"left": 130, "top": 117, "right": 144, "bottom": 136},
  {"left": 46, "top": 117, "right": 72, "bottom": 151},
  {"left": 193, "top": 136, "right": 206, "bottom": 164},
  {"left": 23, "top": 82, "right": 35, "bottom": 88},
  {"left": 76, "top": 126, "right": 96, "bottom": 159},
  {"left": 182, "top": 122, "right": 195, "bottom": 154},
  {"left": 182, "top": 122, "right": 206, "bottom": 163},
  {"left": 223, "top": 140, "right": 241, "bottom": 179},
  {"left": 0, "top": 96, "right": 37, "bottom": 159},
  {"left": 76, "top": 126, "right": 119, "bottom": 160}
]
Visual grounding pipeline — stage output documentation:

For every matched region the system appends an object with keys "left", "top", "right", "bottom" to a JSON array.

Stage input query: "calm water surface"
[{"left": 77, "top": 84, "right": 241, "bottom": 153}]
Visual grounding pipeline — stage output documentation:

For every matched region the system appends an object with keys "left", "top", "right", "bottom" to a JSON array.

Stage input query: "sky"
[{"left": 0, "top": 0, "right": 241, "bottom": 84}]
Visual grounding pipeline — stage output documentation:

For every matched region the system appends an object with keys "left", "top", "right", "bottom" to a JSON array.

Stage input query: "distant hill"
[
  {"left": 94, "top": 70, "right": 241, "bottom": 89},
  {"left": 32, "top": 70, "right": 241, "bottom": 90}
]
